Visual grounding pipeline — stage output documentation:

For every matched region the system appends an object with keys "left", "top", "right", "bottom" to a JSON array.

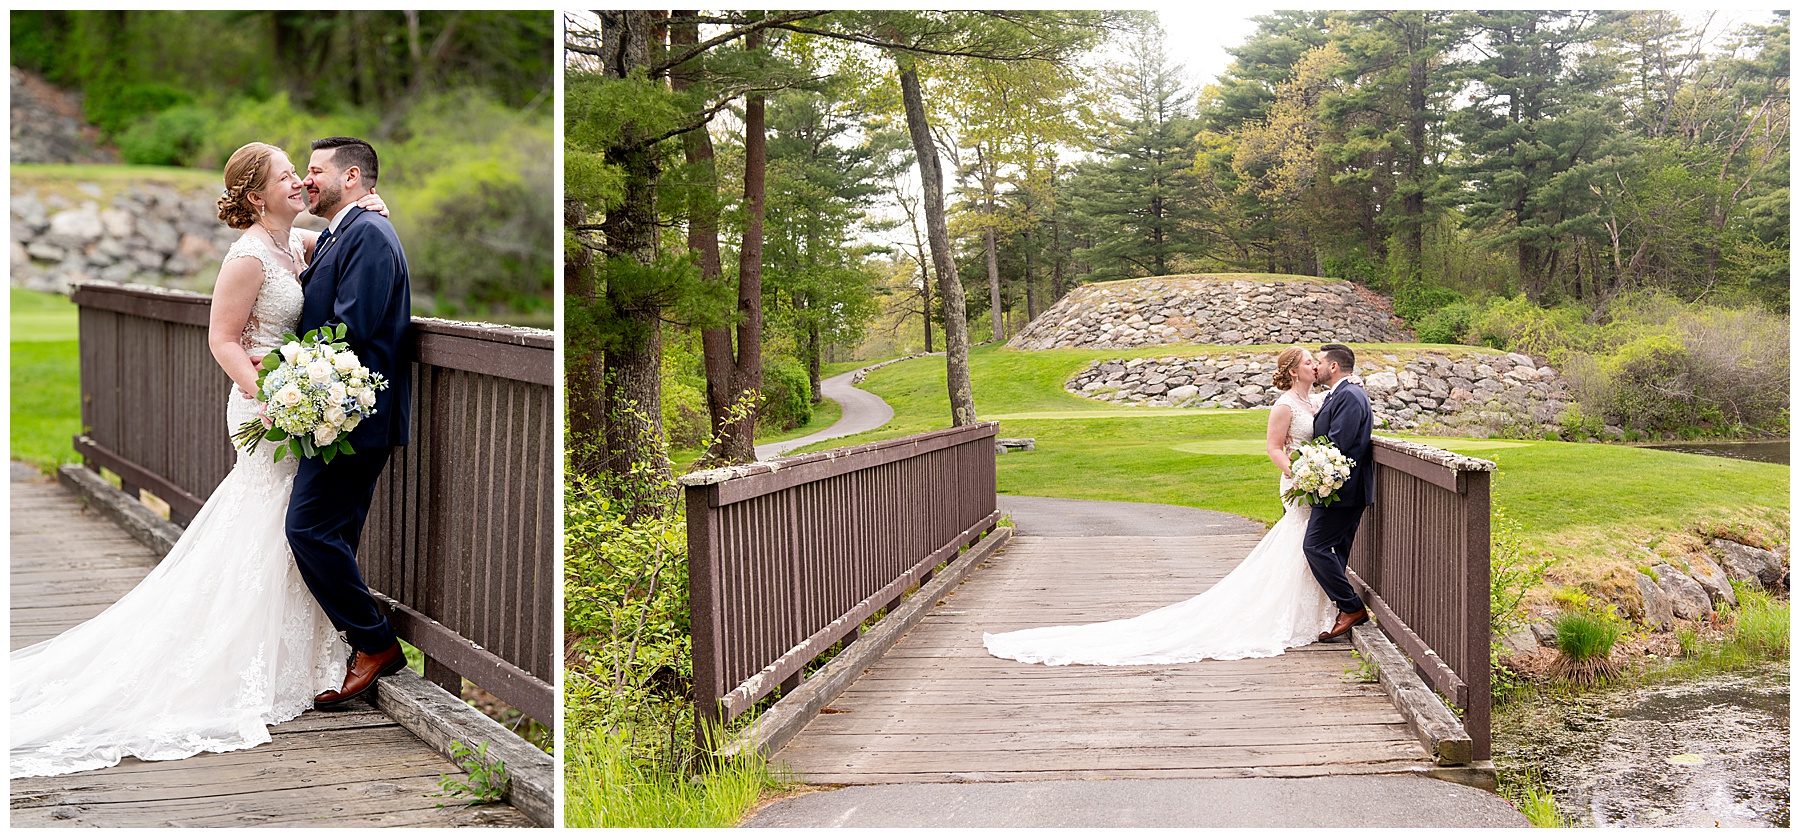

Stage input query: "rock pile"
[
  {"left": 1065, "top": 348, "right": 1575, "bottom": 434},
  {"left": 11, "top": 67, "right": 116, "bottom": 165},
  {"left": 11, "top": 182, "right": 251, "bottom": 294},
  {"left": 1008, "top": 275, "right": 1411, "bottom": 351}
]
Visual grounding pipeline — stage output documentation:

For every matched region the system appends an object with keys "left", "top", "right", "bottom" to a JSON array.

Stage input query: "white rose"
[
  {"left": 334, "top": 351, "right": 360, "bottom": 373},
  {"left": 280, "top": 342, "right": 302, "bottom": 365},
  {"left": 342, "top": 414, "right": 362, "bottom": 432},
  {"left": 276, "top": 384, "right": 304, "bottom": 407},
  {"left": 313, "top": 424, "right": 339, "bottom": 446},
  {"left": 324, "top": 407, "right": 347, "bottom": 426},
  {"left": 297, "top": 350, "right": 314, "bottom": 366},
  {"left": 307, "top": 361, "right": 332, "bottom": 384},
  {"left": 358, "top": 388, "right": 377, "bottom": 407},
  {"left": 328, "top": 383, "right": 348, "bottom": 403}
]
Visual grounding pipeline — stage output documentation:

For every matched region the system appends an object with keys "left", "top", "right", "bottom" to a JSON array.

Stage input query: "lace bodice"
[
  {"left": 1276, "top": 390, "right": 1322, "bottom": 451},
  {"left": 222, "top": 232, "right": 307, "bottom": 355}
]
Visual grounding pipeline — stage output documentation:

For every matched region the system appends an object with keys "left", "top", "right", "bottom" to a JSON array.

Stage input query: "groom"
[
  {"left": 1308, "top": 343, "right": 1374, "bottom": 641},
  {"left": 290, "top": 136, "right": 414, "bottom": 708}
]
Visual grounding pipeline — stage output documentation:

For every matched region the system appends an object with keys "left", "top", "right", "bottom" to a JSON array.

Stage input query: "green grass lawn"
[
  {"left": 797, "top": 343, "right": 1789, "bottom": 596},
  {"left": 11, "top": 289, "right": 81, "bottom": 471}
]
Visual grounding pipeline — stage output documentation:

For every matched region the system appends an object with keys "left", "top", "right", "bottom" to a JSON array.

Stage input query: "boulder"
[
  {"left": 45, "top": 205, "right": 104, "bottom": 246},
  {"left": 1499, "top": 625, "right": 1539, "bottom": 658},
  {"left": 1712, "top": 539, "right": 1785, "bottom": 589},
  {"left": 1167, "top": 384, "right": 1199, "bottom": 402},
  {"left": 1686, "top": 554, "right": 1738, "bottom": 608},
  {"left": 1653, "top": 563, "right": 1713, "bottom": 619},
  {"left": 1636, "top": 572, "right": 1675, "bottom": 630}
]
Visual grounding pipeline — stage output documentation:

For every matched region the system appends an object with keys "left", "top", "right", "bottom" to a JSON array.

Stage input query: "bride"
[
  {"left": 12, "top": 142, "right": 390, "bottom": 778},
  {"left": 984, "top": 346, "right": 1339, "bottom": 666}
]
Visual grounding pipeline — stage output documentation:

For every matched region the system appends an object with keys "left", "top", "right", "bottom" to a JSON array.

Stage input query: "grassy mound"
[{"left": 801, "top": 344, "right": 1789, "bottom": 596}]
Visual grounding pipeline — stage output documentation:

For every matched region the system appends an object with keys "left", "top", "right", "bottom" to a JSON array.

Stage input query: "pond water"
[
  {"left": 1497, "top": 666, "right": 1790, "bottom": 827},
  {"left": 1633, "top": 440, "right": 1789, "bottom": 465}
]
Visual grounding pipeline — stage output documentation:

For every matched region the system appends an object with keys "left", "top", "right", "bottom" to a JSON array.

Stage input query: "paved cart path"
[
  {"left": 8, "top": 467, "right": 531, "bottom": 828},
  {"left": 755, "top": 367, "right": 896, "bottom": 460}
]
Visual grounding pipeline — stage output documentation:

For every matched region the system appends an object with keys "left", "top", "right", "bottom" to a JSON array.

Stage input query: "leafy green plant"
[
  {"left": 1490, "top": 497, "right": 1555, "bottom": 640},
  {"left": 564, "top": 727, "right": 783, "bottom": 828},
  {"left": 434, "top": 740, "right": 510, "bottom": 804},
  {"left": 1549, "top": 610, "right": 1624, "bottom": 686},
  {"left": 1343, "top": 650, "right": 1379, "bottom": 683}
]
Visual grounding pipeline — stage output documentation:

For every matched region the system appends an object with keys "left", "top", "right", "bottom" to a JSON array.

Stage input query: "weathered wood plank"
[
  {"left": 8, "top": 474, "right": 532, "bottom": 828},
  {"left": 773, "top": 533, "right": 1434, "bottom": 783}
]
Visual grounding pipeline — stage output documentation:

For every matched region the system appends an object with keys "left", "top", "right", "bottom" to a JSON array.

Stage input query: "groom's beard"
[{"left": 309, "top": 184, "right": 343, "bottom": 219}]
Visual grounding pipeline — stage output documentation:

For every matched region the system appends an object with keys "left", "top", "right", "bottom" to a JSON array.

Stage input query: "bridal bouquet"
[
  {"left": 230, "top": 323, "right": 388, "bottom": 463},
  {"left": 1283, "top": 437, "right": 1355, "bottom": 506}
]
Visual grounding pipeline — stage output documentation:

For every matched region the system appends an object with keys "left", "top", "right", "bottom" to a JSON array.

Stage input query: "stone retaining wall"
[
  {"left": 1066, "top": 348, "right": 1576, "bottom": 435},
  {"left": 11, "top": 182, "right": 268, "bottom": 294},
  {"left": 1008, "top": 275, "right": 1411, "bottom": 350}
]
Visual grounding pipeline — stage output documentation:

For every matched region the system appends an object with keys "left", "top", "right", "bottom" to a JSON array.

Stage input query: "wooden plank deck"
[
  {"left": 774, "top": 534, "right": 1434, "bottom": 784},
  {"left": 8, "top": 469, "right": 534, "bottom": 827}
]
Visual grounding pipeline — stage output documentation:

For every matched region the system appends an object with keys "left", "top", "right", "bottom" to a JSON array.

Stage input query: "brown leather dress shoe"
[
  {"left": 1317, "top": 608, "right": 1370, "bottom": 642},
  {"left": 314, "top": 643, "right": 407, "bottom": 710}
]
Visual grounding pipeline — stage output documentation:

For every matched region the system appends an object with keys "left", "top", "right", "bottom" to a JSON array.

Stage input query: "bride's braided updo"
[
  {"left": 216, "top": 142, "right": 279, "bottom": 230},
  {"left": 1272, "top": 346, "right": 1308, "bottom": 390}
]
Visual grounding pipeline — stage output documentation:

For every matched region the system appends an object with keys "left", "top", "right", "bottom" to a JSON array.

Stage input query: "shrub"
[
  {"left": 1549, "top": 610, "right": 1623, "bottom": 685},
  {"left": 1392, "top": 283, "right": 1462, "bottom": 324},
  {"left": 199, "top": 93, "right": 376, "bottom": 170},
  {"left": 1730, "top": 584, "right": 1788, "bottom": 659},
  {"left": 116, "top": 103, "right": 214, "bottom": 165},
  {"left": 1414, "top": 300, "right": 1475, "bottom": 344},
  {"left": 756, "top": 356, "right": 812, "bottom": 433},
  {"left": 85, "top": 82, "right": 194, "bottom": 138}
]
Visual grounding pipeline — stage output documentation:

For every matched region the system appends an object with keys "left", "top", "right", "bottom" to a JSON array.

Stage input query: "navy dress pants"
[
  {"left": 286, "top": 446, "right": 398, "bottom": 654},
  {"left": 1304, "top": 503, "right": 1367, "bottom": 614}
]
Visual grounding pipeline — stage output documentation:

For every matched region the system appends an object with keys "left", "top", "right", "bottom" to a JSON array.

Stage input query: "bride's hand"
[{"left": 355, "top": 191, "right": 390, "bottom": 217}]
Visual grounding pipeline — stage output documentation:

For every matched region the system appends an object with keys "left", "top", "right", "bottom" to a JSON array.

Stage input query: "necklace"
[{"left": 258, "top": 222, "right": 298, "bottom": 266}]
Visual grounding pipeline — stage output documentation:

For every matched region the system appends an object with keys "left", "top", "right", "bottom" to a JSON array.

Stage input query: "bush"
[
  {"left": 85, "top": 82, "right": 194, "bottom": 137},
  {"left": 1393, "top": 284, "right": 1463, "bottom": 324},
  {"left": 756, "top": 357, "right": 812, "bottom": 434},
  {"left": 1414, "top": 300, "right": 1475, "bottom": 344},
  {"left": 116, "top": 103, "right": 214, "bottom": 165},
  {"left": 198, "top": 93, "right": 377, "bottom": 170}
]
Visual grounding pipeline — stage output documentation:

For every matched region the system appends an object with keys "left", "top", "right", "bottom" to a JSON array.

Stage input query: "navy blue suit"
[
  {"left": 287, "top": 204, "right": 411, "bottom": 653},
  {"left": 1305, "top": 379, "right": 1374, "bottom": 614}
]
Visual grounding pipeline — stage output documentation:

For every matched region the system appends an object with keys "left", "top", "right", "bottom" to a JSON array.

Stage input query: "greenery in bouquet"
[
  {"left": 230, "top": 323, "right": 388, "bottom": 463},
  {"left": 1282, "top": 437, "right": 1354, "bottom": 506}
]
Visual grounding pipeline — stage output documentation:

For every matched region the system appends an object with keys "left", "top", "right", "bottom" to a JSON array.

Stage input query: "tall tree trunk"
[
  {"left": 806, "top": 319, "right": 822, "bottom": 404},
  {"left": 720, "top": 26, "right": 768, "bottom": 462},
  {"left": 920, "top": 257, "right": 935, "bottom": 353},
  {"left": 564, "top": 197, "right": 602, "bottom": 478},
  {"left": 980, "top": 147, "right": 1005, "bottom": 343},
  {"left": 900, "top": 63, "right": 977, "bottom": 426},
  {"left": 1399, "top": 15, "right": 1428, "bottom": 278},
  {"left": 669, "top": 12, "right": 736, "bottom": 454},
  {"left": 595, "top": 10, "right": 673, "bottom": 514}
]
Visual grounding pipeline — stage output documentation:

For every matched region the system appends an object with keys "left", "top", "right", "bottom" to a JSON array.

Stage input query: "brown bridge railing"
[
  {"left": 1349, "top": 436, "right": 1495, "bottom": 762},
  {"left": 72, "top": 282, "right": 554, "bottom": 726},
  {"left": 680, "top": 422, "right": 1000, "bottom": 745}
]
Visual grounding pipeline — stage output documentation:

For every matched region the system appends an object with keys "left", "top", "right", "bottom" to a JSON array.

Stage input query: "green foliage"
[
  {"left": 1392, "top": 283, "right": 1463, "bottom": 324},
  {"left": 564, "top": 727, "right": 781, "bottom": 828},
  {"left": 433, "top": 740, "right": 511, "bottom": 805},
  {"left": 86, "top": 82, "right": 196, "bottom": 139},
  {"left": 1413, "top": 300, "right": 1476, "bottom": 345},
  {"left": 1551, "top": 610, "right": 1622, "bottom": 663},
  {"left": 1490, "top": 498, "right": 1555, "bottom": 639},
  {"left": 1727, "top": 584, "right": 1789, "bottom": 659},
  {"left": 756, "top": 357, "right": 813, "bottom": 434},
  {"left": 1343, "top": 650, "right": 1380, "bottom": 683},
  {"left": 116, "top": 103, "right": 214, "bottom": 165}
]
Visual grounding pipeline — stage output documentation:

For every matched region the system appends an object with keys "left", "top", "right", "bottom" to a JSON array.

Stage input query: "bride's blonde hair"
[
  {"left": 216, "top": 142, "right": 280, "bottom": 230},
  {"left": 1272, "top": 346, "right": 1309, "bottom": 390}
]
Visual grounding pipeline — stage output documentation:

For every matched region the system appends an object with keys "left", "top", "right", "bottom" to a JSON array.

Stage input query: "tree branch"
[
  {"left": 648, "top": 11, "right": 831, "bottom": 78},
  {"left": 767, "top": 23, "right": 1063, "bottom": 62}
]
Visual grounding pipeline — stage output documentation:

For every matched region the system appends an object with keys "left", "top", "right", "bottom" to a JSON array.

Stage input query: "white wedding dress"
[
  {"left": 11, "top": 232, "right": 348, "bottom": 779},
  {"left": 984, "top": 390, "right": 1338, "bottom": 665}
]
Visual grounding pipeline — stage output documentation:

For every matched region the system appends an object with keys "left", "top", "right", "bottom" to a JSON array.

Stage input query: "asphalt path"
[
  {"left": 739, "top": 364, "right": 1527, "bottom": 829},
  {"left": 754, "top": 368, "right": 895, "bottom": 460},
  {"left": 745, "top": 776, "right": 1527, "bottom": 828}
]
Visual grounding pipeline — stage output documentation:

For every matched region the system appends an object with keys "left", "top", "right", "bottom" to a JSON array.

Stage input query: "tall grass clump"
[
  {"left": 564, "top": 728, "right": 779, "bottom": 828},
  {"left": 1724, "top": 583, "right": 1788, "bottom": 659},
  {"left": 1548, "top": 610, "right": 1624, "bottom": 686}
]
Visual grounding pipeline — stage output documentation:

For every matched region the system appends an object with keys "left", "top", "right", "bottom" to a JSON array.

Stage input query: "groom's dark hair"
[
  {"left": 312, "top": 136, "right": 379, "bottom": 187},
  {"left": 1320, "top": 343, "right": 1356, "bottom": 373}
]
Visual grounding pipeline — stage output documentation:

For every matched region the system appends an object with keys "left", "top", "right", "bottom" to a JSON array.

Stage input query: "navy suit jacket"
[
  {"left": 1312, "top": 379, "right": 1374, "bottom": 508},
  {"left": 299, "top": 205, "right": 412, "bottom": 449}
]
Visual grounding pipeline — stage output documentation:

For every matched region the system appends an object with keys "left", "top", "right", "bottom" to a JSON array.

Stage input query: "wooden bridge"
[
  {"left": 9, "top": 468, "right": 531, "bottom": 827},
  {"left": 683, "top": 424, "right": 1496, "bottom": 789},
  {"left": 8, "top": 283, "right": 556, "bottom": 826}
]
